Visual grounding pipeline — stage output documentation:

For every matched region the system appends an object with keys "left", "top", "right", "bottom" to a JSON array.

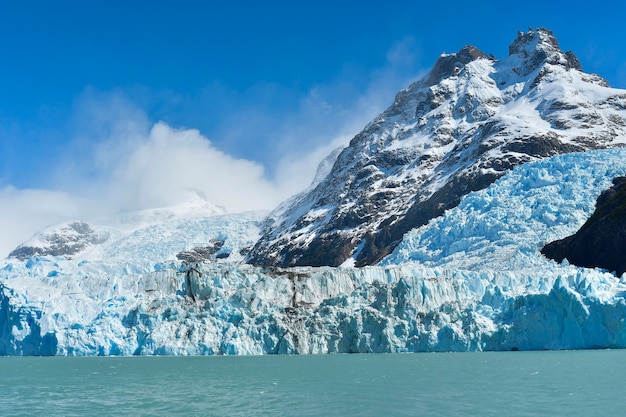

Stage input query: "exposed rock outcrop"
[
  {"left": 542, "top": 177, "right": 626, "bottom": 275},
  {"left": 176, "top": 239, "right": 226, "bottom": 263},
  {"left": 9, "top": 221, "right": 108, "bottom": 260}
]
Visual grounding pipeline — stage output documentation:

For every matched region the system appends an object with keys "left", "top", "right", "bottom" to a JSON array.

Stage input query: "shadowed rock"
[
  {"left": 176, "top": 239, "right": 225, "bottom": 263},
  {"left": 542, "top": 177, "right": 626, "bottom": 276},
  {"left": 9, "top": 221, "right": 108, "bottom": 260}
]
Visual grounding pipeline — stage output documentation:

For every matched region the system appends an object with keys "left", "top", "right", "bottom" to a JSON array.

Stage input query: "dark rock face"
[
  {"left": 9, "top": 221, "right": 108, "bottom": 260},
  {"left": 421, "top": 45, "right": 488, "bottom": 87},
  {"left": 176, "top": 239, "right": 226, "bottom": 263},
  {"left": 248, "top": 28, "right": 626, "bottom": 268},
  {"left": 542, "top": 177, "right": 626, "bottom": 276},
  {"left": 508, "top": 28, "right": 581, "bottom": 75}
]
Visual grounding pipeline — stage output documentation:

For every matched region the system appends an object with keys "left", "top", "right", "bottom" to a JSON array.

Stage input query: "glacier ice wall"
[{"left": 2, "top": 261, "right": 626, "bottom": 355}]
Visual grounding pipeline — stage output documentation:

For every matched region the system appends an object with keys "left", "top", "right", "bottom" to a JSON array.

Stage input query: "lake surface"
[{"left": 1, "top": 350, "right": 624, "bottom": 416}]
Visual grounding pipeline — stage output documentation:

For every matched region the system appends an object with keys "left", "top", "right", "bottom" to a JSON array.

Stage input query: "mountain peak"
[
  {"left": 509, "top": 28, "right": 560, "bottom": 55},
  {"left": 507, "top": 27, "right": 581, "bottom": 76},
  {"left": 422, "top": 45, "right": 489, "bottom": 87}
]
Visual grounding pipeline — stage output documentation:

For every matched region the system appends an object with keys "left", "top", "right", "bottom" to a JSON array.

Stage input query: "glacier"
[{"left": 3, "top": 148, "right": 626, "bottom": 355}]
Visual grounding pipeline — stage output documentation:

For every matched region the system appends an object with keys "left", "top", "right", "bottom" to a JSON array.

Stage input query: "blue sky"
[{"left": 1, "top": 0, "right": 626, "bottom": 255}]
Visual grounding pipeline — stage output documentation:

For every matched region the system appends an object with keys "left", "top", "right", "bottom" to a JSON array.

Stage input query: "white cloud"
[
  {"left": 48, "top": 91, "right": 287, "bottom": 214},
  {"left": 0, "top": 114, "right": 290, "bottom": 257},
  {"left": 102, "top": 122, "right": 280, "bottom": 213},
  {"left": 0, "top": 110, "right": 290, "bottom": 257}
]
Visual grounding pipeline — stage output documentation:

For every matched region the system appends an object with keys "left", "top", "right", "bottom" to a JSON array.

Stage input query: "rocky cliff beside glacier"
[{"left": 542, "top": 176, "right": 626, "bottom": 275}]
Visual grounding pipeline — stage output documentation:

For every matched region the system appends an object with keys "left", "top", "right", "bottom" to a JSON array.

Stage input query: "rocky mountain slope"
[
  {"left": 248, "top": 28, "right": 626, "bottom": 268},
  {"left": 542, "top": 176, "right": 626, "bottom": 275}
]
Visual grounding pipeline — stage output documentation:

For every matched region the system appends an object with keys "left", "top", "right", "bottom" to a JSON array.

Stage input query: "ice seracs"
[{"left": 383, "top": 148, "right": 626, "bottom": 271}]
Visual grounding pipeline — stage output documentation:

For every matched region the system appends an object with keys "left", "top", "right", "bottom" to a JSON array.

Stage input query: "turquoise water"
[{"left": 1, "top": 350, "right": 624, "bottom": 416}]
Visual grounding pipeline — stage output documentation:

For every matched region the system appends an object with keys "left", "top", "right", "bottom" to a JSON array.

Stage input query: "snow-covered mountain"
[{"left": 247, "top": 28, "right": 626, "bottom": 268}]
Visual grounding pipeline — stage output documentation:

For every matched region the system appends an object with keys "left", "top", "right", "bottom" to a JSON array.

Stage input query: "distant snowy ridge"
[
  {"left": 3, "top": 148, "right": 626, "bottom": 355},
  {"left": 8, "top": 195, "right": 260, "bottom": 265},
  {"left": 9, "top": 221, "right": 110, "bottom": 260},
  {"left": 248, "top": 28, "right": 626, "bottom": 268}
]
